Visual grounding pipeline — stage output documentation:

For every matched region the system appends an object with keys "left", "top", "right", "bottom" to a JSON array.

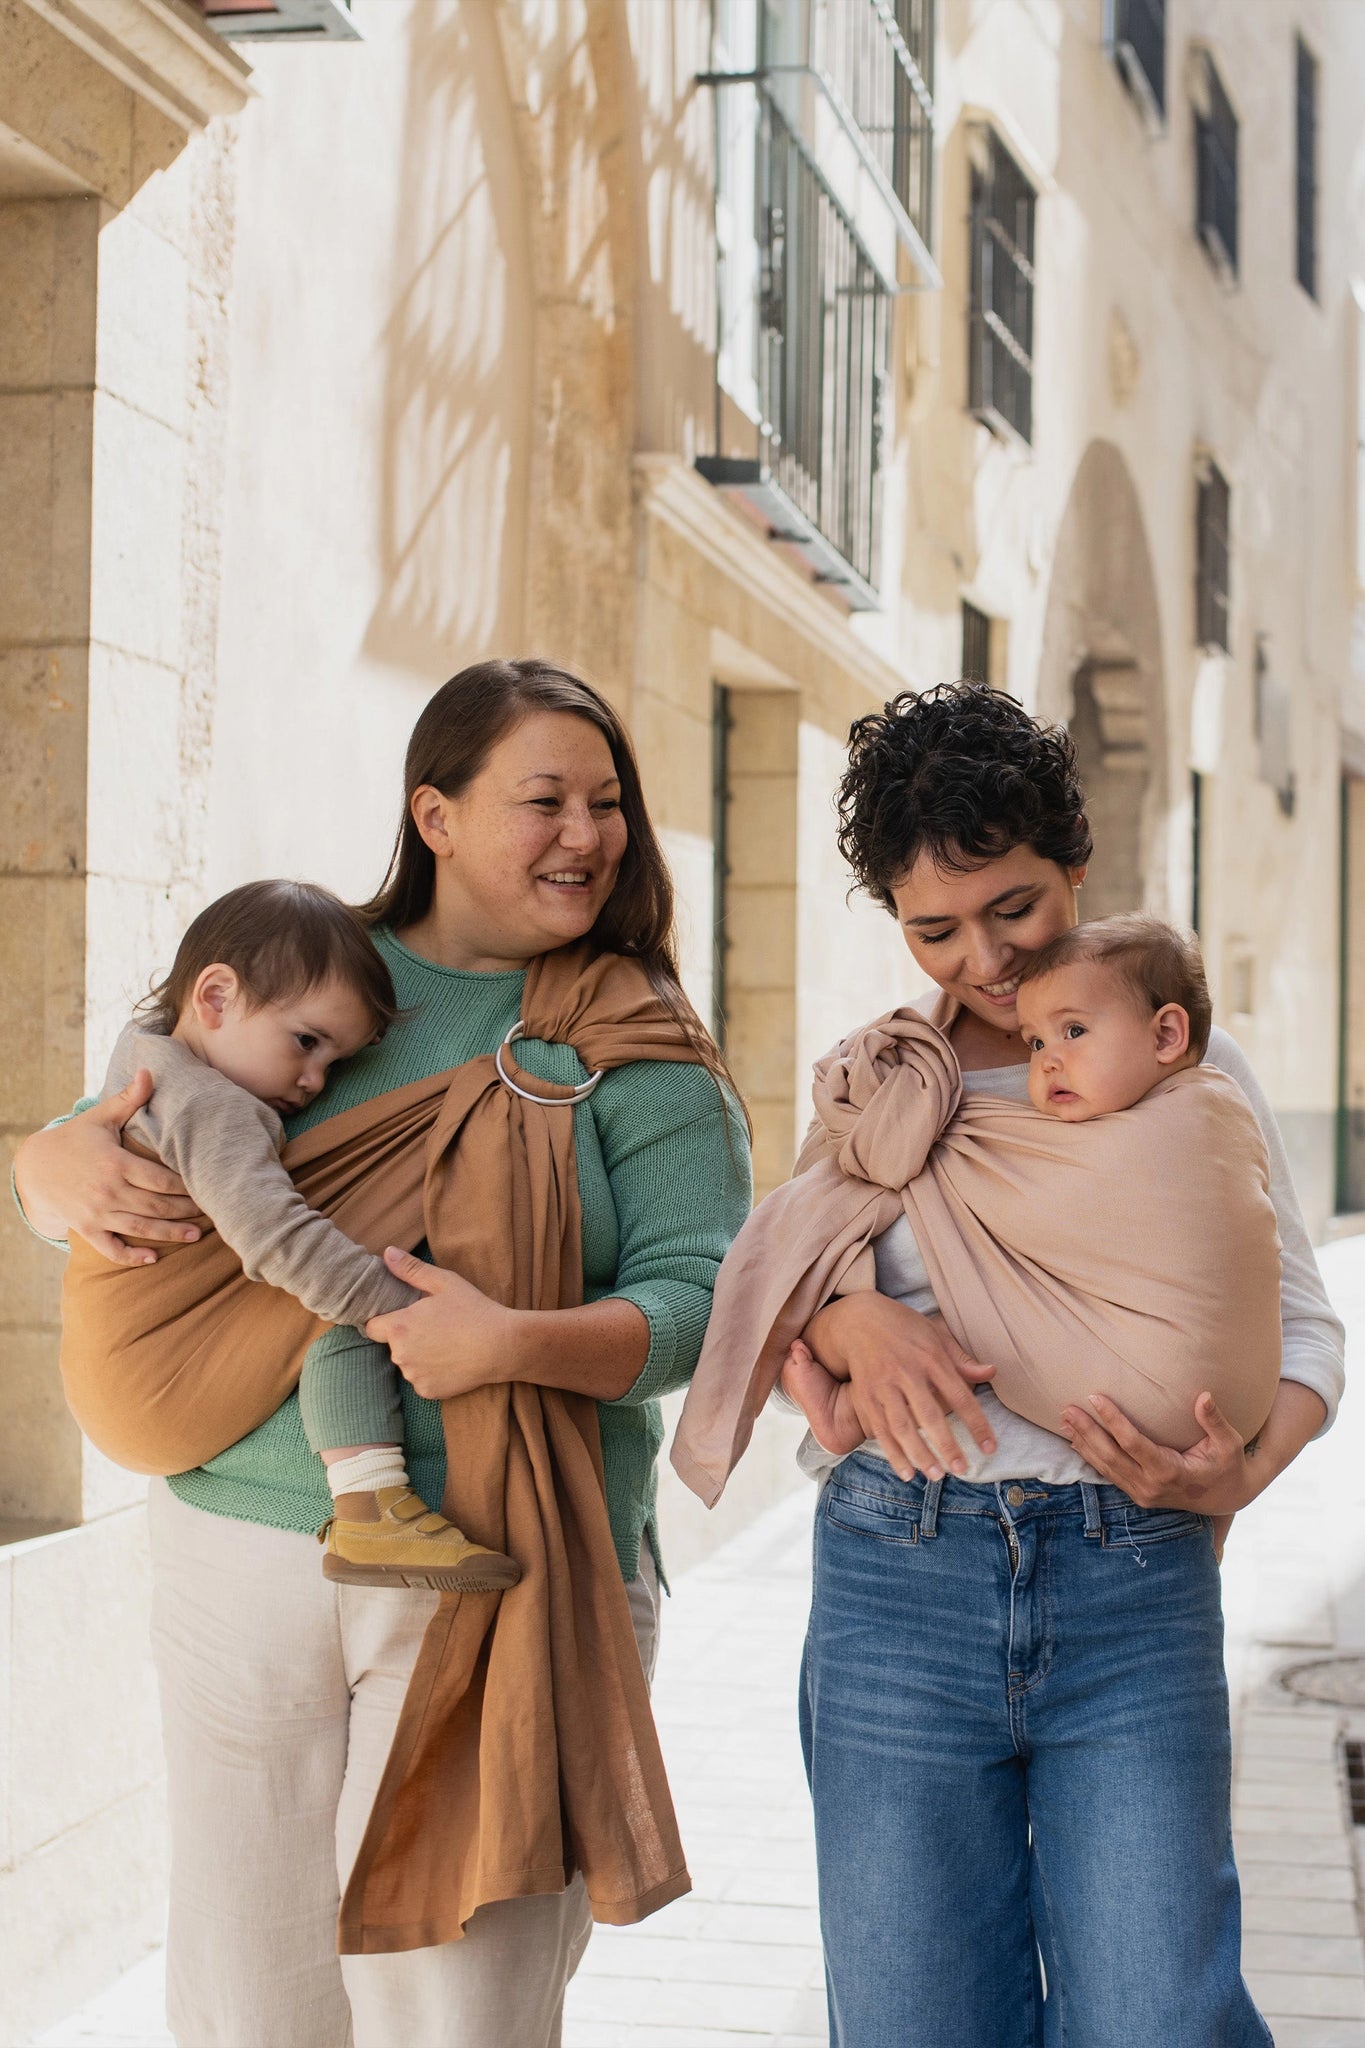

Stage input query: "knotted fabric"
[
  {"left": 60, "top": 944, "right": 705, "bottom": 1953},
  {"left": 671, "top": 995, "right": 1282, "bottom": 1508}
]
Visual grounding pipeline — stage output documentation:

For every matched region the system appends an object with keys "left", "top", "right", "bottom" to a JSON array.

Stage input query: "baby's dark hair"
[
  {"left": 1018, "top": 914, "right": 1213, "bottom": 1060},
  {"left": 837, "top": 680, "right": 1093, "bottom": 907},
  {"left": 141, "top": 880, "right": 400, "bottom": 1036}
]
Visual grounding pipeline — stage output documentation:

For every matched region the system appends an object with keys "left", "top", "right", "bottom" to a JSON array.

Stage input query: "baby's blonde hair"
[{"left": 1018, "top": 914, "right": 1212, "bottom": 1059}]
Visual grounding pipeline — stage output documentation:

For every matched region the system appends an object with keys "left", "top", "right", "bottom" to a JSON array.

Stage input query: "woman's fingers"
[
  {"left": 930, "top": 1367, "right": 996, "bottom": 1455},
  {"left": 1058, "top": 1404, "right": 1145, "bottom": 1488},
  {"left": 81, "top": 1227, "right": 158, "bottom": 1268},
  {"left": 904, "top": 1380, "right": 967, "bottom": 1477},
  {"left": 103, "top": 1211, "right": 201, "bottom": 1245},
  {"left": 1061, "top": 1399, "right": 1187, "bottom": 1506},
  {"left": 873, "top": 1395, "right": 936, "bottom": 1484},
  {"left": 120, "top": 1154, "right": 194, "bottom": 1205},
  {"left": 1083, "top": 1393, "right": 1168, "bottom": 1459},
  {"left": 929, "top": 1331, "right": 998, "bottom": 1452}
]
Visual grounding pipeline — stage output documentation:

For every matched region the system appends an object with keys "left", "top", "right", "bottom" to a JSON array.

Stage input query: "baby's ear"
[{"left": 1153, "top": 1002, "right": 1191, "bottom": 1065}]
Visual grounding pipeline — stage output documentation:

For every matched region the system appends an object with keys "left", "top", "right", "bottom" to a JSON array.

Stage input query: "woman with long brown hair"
[{"left": 15, "top": 659, "right": 751, "bottom": 2048}]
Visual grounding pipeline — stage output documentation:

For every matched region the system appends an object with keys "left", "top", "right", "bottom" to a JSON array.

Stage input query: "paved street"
[{"left": 37, "top": 1239, "right": 1365, "bottom": 2048}]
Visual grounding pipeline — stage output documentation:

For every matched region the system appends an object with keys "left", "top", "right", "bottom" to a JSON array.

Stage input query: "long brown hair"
[{"left": 360, "top": 659, "right": 745, "bottom": 1116}]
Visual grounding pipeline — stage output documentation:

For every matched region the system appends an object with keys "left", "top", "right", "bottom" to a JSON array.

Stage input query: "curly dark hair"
[{"left": 836, "top": 681, "right": 1093, "bottom": 908}]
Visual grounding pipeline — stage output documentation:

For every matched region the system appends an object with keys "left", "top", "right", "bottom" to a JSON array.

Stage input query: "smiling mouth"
[
  {"left": 974, "top": 975, "right": 1021, "bottom": 1006},
  {"left": 538, "top": 869, "right": 593, "bottom": 891}
]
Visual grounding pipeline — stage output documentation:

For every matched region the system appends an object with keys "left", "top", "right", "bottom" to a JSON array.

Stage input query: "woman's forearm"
[
  {"left": 506, "top": 1297, "right": 650, "bottom": 1401},
  {"left": 13, "top": 1129, "right": 71, "bottom": 1240},
  {"left": 1240, "top": 1379, "right": 1327, "bottom": 1503}
]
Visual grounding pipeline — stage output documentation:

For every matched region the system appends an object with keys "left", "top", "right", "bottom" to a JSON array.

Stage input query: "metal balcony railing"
[
  {"left": 815, "top": 0, "right": 936, "bottom": 257},
  {"left": 702, "top": 0, "right": 938, "bottom": 282},
  {"left": 698, "top": 93, "right": 891, "bottom": 606}
]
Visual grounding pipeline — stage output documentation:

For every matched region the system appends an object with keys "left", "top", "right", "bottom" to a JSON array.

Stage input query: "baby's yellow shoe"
[{"left": 320, "top": 1487, "right": 521, "bottom": 1593}]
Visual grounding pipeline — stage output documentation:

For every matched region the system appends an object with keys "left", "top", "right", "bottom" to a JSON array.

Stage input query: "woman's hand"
[
  {"left": 368, "top": 1249, "right": 650, "bottom": 1402},
  {"left": 804, "top": 1293, "right": 999, "bottom": 1484},
  {"left": 1058, "top": 1380, "right": 1327, "bottom": 1516},
  {"left": 13, "top": 1072, "right": 200, "bottom": 1266},
  {"left": 365, "top": 1248, "right": 518, "bottom": 1401},
  {"left": 1059, "top": 1392, "right": 1253, "bottom": 1513}
]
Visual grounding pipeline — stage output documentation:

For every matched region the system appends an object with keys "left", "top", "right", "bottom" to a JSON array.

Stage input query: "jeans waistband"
[{"left": 839, "top": 1453, "right": 1169, "bottom": 1531}]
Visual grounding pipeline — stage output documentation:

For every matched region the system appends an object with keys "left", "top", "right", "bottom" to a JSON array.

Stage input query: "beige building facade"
[{"left": 3, "top": 0, "right": 1365, "bottom": 2033}]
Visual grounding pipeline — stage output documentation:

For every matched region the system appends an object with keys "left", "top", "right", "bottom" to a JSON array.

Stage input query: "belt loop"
[
  {"left": 1081, "top": 1482, "right": 1102, "bottom": 1540},
  {"left": 921, "top": 1476, "right": 942, "bottom": 1539}
]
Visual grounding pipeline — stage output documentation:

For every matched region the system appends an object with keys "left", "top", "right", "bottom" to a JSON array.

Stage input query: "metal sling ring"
[{"left": 493, "top": 1021, "right": 605, "bottom": 1105}]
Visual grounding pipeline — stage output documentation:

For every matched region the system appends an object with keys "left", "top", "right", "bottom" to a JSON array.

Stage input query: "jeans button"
[{"left": 1005, "top": 1485, "right": 1025, "bottom": 1508}]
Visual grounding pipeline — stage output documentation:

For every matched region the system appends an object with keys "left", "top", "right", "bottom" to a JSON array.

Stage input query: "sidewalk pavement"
[
  {"left": 38, "top": 1238, "right": 1365, "bottom": 2048},
  {"left": 1219, "top": 1236, "right": 1365, "bottom": 2046}
]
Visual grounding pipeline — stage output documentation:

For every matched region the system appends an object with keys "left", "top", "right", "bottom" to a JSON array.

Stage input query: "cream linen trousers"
[{"left": 147, "top": 1478, "right": 661, "bottom": 2048}]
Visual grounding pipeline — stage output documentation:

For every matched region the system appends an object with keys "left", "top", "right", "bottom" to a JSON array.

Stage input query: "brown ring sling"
[{"left": 60, "top": 944, "right": 704, "bottom": 1954}]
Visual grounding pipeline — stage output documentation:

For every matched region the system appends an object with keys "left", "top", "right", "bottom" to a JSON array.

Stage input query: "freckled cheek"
[
  {"left": 490, "top": 818, "right": 560, "bottom": 883},
  {"left": 599, "top": 820, "right": 629, "bottom": 883}
]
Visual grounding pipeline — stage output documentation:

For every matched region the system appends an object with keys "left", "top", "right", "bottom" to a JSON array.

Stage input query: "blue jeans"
[{"left": 801, "top": 1457, "right": 1270, "bottom": 2048}]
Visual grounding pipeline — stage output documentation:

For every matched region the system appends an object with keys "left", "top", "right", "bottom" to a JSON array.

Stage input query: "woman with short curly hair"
[{"left": 796, "top": 682, "right": 1342, "bottom": 2048}]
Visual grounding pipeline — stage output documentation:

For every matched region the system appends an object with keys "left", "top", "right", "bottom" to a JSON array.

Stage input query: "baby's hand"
[{"left": 781, "top": 1339, "right": 867, "bottom": 1457}]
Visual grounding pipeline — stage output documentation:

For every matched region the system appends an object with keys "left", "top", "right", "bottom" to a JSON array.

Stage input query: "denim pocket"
[
  {"left": 823, "top": 1473, "right": 923, "bottom": 1546},
  {"left": 1102, "top": 1507, "right": 1210, "bottom": 1550}
]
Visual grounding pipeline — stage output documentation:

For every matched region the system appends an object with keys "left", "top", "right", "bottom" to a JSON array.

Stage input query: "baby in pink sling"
[{"left": 671, "top": 915, "right": 1282, "bottom": 1508}]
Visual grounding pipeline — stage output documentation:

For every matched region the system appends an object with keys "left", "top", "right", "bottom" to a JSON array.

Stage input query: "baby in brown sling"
[
  {"left": 671, "top": 916, "right": 1283, "bottom": 1506},
  {"left": 95, "top": 879, "right": 519, "bottom": 1593}
]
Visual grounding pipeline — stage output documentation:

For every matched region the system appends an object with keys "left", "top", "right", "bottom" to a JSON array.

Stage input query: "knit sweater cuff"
[{"left": 604, "top": 1283, "right": 687, "bottom": 1406}]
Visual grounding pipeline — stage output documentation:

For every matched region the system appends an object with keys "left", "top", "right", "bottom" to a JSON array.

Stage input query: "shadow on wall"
[
  {"left": 362, "top": 0, "right": 534, "bottom": 678},
  {"left": 623, "top": 2, "right": 719, "bottom": 463}
]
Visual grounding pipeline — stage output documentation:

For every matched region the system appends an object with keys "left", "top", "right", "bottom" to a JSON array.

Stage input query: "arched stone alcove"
[{"left": 1036, "top": 440, "right": 1167, "bottom": 918}]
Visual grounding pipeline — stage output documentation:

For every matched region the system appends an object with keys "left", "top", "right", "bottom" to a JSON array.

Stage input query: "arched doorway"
[{"left": 1037, "top": 442, "right": 1167, "bottom": 918}]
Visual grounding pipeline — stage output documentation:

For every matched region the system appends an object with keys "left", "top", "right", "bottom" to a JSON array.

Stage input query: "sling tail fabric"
[
  {"left": 671, "top": 998, "right": 1282, "bottom": 1509},
  {"left": 60, "top": 945, "right": 704, "bottom": 1953}
]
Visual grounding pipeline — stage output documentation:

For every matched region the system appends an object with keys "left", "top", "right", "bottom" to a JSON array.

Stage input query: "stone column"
[{"left": 0, "top": 193, "right": 102, "bottom": 1529}]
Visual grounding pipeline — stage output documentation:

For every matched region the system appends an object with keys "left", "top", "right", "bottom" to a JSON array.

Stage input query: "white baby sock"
[{"left": 326, "top": 1447, "right": 409, "bottom": 1500}]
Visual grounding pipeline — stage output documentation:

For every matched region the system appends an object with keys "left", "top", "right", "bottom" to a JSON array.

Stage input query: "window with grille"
[
  {"left": 1195, "top": 462, "right": 1231, "bottom": 653},
  {"left": 968, "top": 129, "right": 1036, "bottom": 446},
  {"left": 1110, "top": 0, "right": 1165, "bottom": 124},
  {"left": 961, "top": 602, "right": 991, "bottom": 683},
  {"left": 1195, "top": 53, "right": 1238, "bottom": 283},
  {"left": 1296, "top": 36, "right": 1318, "bottom": 300}
]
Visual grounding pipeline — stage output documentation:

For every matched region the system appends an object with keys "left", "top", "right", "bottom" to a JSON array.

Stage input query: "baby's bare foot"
[{"left": 782, "top": 1342, "right": 866, "bottom": 1456}]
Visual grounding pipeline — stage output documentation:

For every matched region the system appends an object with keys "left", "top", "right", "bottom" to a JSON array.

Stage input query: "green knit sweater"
[{"left": 158, "top": 932, "right": 750, "bottom": 1581}]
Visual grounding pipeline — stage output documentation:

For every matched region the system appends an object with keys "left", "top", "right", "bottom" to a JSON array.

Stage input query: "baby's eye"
[
  {"left": 1065, "top": 1023, "right": 1085, "bottom": 1040},
  {"left": 295, "top": 1033, "right": 318, "bottom": 1053},
  {"left": 1027, "top": 1037, "right": 1043, "bottom": 1053}
]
